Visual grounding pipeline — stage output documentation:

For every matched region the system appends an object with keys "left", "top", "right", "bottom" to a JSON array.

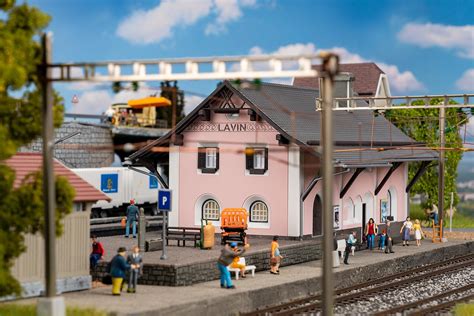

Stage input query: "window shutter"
[
  {"left": 198, "top": 148, "right": 206, "bottom": 169},
  {"left": 245, "top": 147, "right": 253, "bottom": 170},
  {"left": 264, "top": 147, "right": 269, "bottom": 171},
  {"left": 216, "top": 148, "right": 220, "bottom": 170}
]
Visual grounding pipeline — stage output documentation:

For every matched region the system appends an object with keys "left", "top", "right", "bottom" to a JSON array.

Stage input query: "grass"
[
  {"left": 0, "top": 304, "right": 107, "bottom": 316},
  {"left": 454, "top": 303, "right": 474, "bottom": 316},
  {"left": 409, "top": 203, "right": 474, "bottom": 228}
]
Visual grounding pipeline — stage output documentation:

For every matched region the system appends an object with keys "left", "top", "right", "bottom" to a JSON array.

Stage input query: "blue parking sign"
[{"left": 158, "top": 189, "right": 172, "bottom": 212}]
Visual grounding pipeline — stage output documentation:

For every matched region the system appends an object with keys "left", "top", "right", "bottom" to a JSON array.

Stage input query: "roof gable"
[{"left": 4, "top": 153, "right": 111, "bottom": 202}]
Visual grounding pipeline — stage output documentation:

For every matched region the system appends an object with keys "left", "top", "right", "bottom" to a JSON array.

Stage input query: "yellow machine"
[{"left": 112, "top": 96, "right": 171, "bottom": 127}]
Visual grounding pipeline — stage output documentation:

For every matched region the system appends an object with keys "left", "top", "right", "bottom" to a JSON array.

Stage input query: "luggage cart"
[{"left": 220, "top": 208, "right": 248, "bottom": 245}]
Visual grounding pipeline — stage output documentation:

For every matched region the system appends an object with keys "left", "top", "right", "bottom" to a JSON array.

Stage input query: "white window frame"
[
  {"left": 205, "top": 148, "right": 217, "bottom": 169},
  {"left": 253, "top": 148, "right": 265, "bottom": 170},
  {"left": 202, "top": 199, "right": 220, "bottom": 221},
  {"left": 250, "top": 201, "right": 268, "bottom": 223}
]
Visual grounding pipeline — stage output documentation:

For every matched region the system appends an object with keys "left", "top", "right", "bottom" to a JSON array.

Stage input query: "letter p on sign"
[{"left": 158, "top": 189, "right": 172, "bottom": 212}]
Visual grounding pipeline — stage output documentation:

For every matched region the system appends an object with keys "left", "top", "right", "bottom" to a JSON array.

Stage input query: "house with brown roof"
[
  {"left": 293, "top": 62, "right": 391, "bottom": 97},
  {"left": 4, "top": 153, "right": 110, "bottom": 298}
]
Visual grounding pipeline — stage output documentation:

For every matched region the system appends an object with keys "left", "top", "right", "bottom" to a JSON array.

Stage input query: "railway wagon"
[{"left": 73, "top": 167, "right": 159, "bottom": 218}]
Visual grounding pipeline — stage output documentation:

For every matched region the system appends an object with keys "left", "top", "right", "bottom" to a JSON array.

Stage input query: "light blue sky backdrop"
[{"left": 30, "top": 0, "right": 473, "bottom": 124}]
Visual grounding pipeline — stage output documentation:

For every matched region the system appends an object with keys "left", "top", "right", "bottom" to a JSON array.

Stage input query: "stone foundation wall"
[{"left": 91, "top": 240, "right": 322, "bottom": 286}]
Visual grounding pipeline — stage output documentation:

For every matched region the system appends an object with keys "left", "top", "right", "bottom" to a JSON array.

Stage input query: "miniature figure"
[{"left": 127, "top": 245, "right": 142, "bottom": 293}]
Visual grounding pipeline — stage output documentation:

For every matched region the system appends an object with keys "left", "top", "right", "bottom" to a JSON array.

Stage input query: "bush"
[
  {"left": 0, "top": 304, "right": 107, "bottom": 316},
  {"left": 454, "top": 303, "right": 474, "bottom": 316}
]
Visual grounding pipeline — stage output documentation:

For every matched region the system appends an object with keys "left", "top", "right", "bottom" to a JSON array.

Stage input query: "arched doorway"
[{"left": 313, "top": 195, "right": 322, "bottom": 236}]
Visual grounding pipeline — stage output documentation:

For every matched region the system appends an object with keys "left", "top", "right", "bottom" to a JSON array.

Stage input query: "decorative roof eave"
[{"left": 127, "top": 81, "right": 315, "bottom": 163}]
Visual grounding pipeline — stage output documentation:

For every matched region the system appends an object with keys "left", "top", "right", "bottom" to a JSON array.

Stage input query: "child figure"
[
  {"left": 413, "top": 219, "right": 424, "bottom": 247},
  {"left": 126, "top": 246, "right": 142, "bottom": 293},
  {"left": 379, "top": 230, "right": 387, "bottom": 252}
]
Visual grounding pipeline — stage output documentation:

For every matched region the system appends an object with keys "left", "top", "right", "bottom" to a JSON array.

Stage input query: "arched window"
[
  {"left": 250, "top": 201, "right": 268, "bottom": 223},
  {"left": 202, "top": 199, "right": 220, "bottom": 221}
]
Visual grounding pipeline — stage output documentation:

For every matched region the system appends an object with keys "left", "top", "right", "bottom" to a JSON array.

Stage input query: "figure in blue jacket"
[
  {"left": 125, "top": 199, "right": 139, "bottom": 238},
  {"left": 110, "top": 247, "right": 135, "bottom": 295}
]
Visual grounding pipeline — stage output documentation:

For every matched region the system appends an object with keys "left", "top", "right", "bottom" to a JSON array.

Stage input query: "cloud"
[
  {"left": 205, "top": 0, "right": 257, "bottom": 35},
  {"left": 456, "top": 69, "right": 474, "bottom": 91},
  {"left": 117, "top": 0, "right": 257, "bottom": 44},
  {"left": 184, "top": 95, "right": 205, "bottom": 114},
  {"left": 398, "top": 22, "right": 474, "bottom": 59},
  {"left": 249, "top": 43, "right": 424, "bottom": 93},
  {"left": 117, "top": 0, "right": 213, "bottom": 44}
]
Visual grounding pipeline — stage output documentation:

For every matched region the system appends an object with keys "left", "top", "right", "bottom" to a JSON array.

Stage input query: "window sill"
[{"left": 200, "top": 168, "right": 218, "bottom": 174}]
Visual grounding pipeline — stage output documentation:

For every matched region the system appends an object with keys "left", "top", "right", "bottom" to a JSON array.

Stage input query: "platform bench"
[
  {"left": 166, "top": 226, "right": 201, "bottom": 247},
  {"left": 227, "top": 257, "right": 256, "bottom": 280}
]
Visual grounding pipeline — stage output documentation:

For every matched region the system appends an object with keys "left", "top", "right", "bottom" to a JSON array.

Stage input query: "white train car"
[{"left": 72, "top": 167, "right": 159, "bottom": 218}]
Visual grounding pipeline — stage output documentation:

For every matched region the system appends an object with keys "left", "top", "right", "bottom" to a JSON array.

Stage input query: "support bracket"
[
  {"left": 375, "top": 162, "right": 402, "bottom": 195},
  {"left": 340, "top": 168, "right": 365, "bottom": 199}
]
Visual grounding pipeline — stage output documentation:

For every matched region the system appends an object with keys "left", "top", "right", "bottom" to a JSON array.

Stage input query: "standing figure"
[
  {"left": 125, "top": 199, "right": 139, "bottom": 238},
  {"left": 217, "top": 242, "right": 248, "bottom": 289},
  {"left": 428, "top": 204, "right": 439, "bottom": 225},
  {"left": 413, "top": 219, "right": 425, "bottom": 247},
  {"left": 127, "top": 246, "right": 142, "bottom": 293},
  {"left": 400, "top": 216, "right": 413, "bottom": 246},
  {"left": 365, "top": 218, "right": 378, "bottom": 250},
  {"left": 90, "top": 235, "right": 105, "bottom": 269},
  {"left": 344, "top": 231, "right": 357, "bottom": 265},
  {"left": 378, "top": 230, "right": 386, "bottom": 252},
  {"left": 385, "top": 221, "right": 395, "bottom": 254},
  {"left": 270, "top": 236, "right": 283, "bottom": 274},
  {"left": 110, "top": 247, "right": 134, "bottom": 296}
]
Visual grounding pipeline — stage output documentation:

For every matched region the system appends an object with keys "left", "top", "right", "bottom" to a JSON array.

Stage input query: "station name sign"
[{"left": 186, "top": 122, "right": 276, "bottom": 133}]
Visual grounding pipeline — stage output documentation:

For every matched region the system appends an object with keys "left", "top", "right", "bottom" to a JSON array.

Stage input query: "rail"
[{"left": 242, "top": 253, "right": 474, "bottom": 316}]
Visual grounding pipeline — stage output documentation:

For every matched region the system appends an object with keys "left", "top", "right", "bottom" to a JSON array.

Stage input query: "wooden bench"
[{"left": 166, "top": 226, "right": 201, "bottom": 247}]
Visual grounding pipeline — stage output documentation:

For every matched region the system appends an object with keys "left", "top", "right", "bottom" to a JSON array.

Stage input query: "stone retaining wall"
[{"left": 91, "top": 240, "right": 322, "bottom": 286}]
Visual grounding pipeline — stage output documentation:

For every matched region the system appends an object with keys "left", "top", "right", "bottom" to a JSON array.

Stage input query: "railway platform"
[{"left": 58, "top": 239, "right": 472, "bottom": 315}]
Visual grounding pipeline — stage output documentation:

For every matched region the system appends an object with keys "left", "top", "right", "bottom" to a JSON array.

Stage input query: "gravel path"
[{"left": 333, "top": 267, "right": 473, "bottom": 315}]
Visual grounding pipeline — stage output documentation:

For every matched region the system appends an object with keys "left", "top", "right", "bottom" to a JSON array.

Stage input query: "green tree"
[
  {"left": 0, "top": 1, "right": 74, "bottom": 297},
  {"left": 386, "top": 99, "right": 468, "bottom": 211}
]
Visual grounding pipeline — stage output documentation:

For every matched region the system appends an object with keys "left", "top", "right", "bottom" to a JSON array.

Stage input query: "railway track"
[{"left": 242, "top": 253, "right": 474, "bottom": 316}]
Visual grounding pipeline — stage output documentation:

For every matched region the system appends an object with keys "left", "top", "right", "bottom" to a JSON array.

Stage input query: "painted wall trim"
[
  {"left": 288, "top": 145, "right": 301, "bottom": 237},
  {"left": 169, "top": 145, "right": 180, "bottom": 227}
]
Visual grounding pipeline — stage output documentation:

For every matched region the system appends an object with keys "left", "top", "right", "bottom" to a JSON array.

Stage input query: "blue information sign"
[
  {"left": 149, "top": 176, "right": 158, "bottom": 189},
  {"left": 158, "top": 189, "right": 172, "bottom": 212},
  {"left": 101, "top": 174, "right": 118, "bottom": 193}
]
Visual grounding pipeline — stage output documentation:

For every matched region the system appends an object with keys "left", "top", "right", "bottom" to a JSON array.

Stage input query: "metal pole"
[
  {"left": 320, "top": 54, "right": 339, "bottom": 316},
  {"left": 161, "top": 211, "right": 168, "bottom": 260},
  {"left": 41, "top": 33, "right": 57, "bottom": 298},
  {"left": 438, "top": 100, "right": 446, "bottom": 240}
]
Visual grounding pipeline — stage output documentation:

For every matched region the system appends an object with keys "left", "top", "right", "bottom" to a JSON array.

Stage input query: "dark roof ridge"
[{"left": 229, "top": 80, "right": 319, "bottom": 92}]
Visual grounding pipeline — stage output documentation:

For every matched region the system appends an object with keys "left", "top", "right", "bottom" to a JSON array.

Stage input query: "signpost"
[{"left": 158, "top": 189, "right": 172, "bottom": 260}]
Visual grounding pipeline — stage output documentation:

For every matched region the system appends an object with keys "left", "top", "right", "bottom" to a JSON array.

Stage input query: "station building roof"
[
  {"left": 128, "top": 80, "right": 438, "bottom": 168},
  {"left": 5, "top": 152, "right": 111, "bottom": 203}
]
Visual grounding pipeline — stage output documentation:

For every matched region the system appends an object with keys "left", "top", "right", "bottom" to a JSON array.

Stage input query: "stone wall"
[
  {"left": 20, "top": 121, "right": 114, "bottom": 168},
  {"left": 91, "top": 240, "right": 322, "bottom": 286}
]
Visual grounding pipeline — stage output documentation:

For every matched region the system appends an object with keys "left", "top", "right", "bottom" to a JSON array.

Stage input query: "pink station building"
[{"left": 128, "top": 63, "right": 437, "bottom": 238}]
